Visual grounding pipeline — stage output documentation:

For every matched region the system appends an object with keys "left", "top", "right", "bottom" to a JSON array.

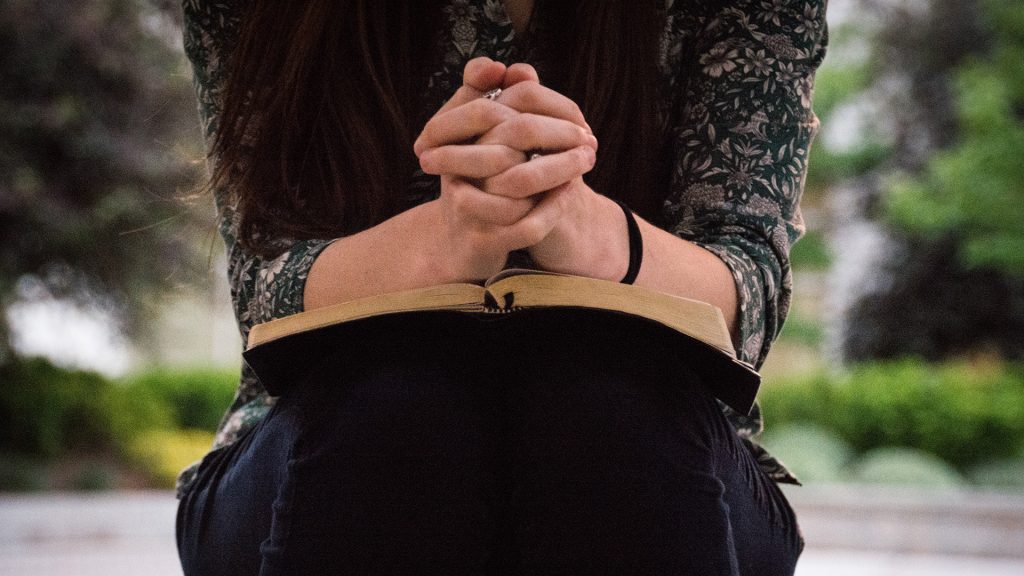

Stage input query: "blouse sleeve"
[
  {"left": 182, "top": 0, "right": 336, "bottom": 345},
  {"left": 662, "top": 0, "right": 828, "bottom": 368}
]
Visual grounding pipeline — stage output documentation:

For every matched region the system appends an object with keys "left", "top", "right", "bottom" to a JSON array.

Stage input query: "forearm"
[
  {"left": 633, "top": 216, "right": 739, "bottom": 338},
  {"left": 303, "top": 201, "right": 450, "bottom": 310},
  {"left": 548, "top": 193, "right": 739, "bottom": 339}
]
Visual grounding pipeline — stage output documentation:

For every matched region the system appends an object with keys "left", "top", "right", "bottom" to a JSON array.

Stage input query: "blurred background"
[{"left": 1, "top": 0, "right": 1022, "bottom": 574}]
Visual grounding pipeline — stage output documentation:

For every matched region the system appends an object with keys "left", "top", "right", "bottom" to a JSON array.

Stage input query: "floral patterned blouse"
[{"left": 178, "top": 0, "right": 827, "bottom": 496}]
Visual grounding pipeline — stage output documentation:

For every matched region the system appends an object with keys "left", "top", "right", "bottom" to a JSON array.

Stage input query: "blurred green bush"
[
  {"left": 119, "top": 368, "right": 237, "bottom": 432},
  {"left": 761, "top": 359, "right": 1024, "bottom": 473},
  {"left": 0, "top": 357, "right": 160, "bottom": 457},
  {"left": 126, "top": 428, "right": 216, "bottom": 487},
  {"left": 789, "top": 229, "right": 833, "bottom": 271},
  {"left": 0, "top": 357, "right": 235, "bottom": 488},
  {"left": 0, "top": 357, "right": 235, "bottom": 458}
]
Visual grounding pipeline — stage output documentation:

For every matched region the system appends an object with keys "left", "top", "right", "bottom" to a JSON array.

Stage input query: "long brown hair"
[{"left": 214, "top": 1, "right": 666, "bottom": 257}]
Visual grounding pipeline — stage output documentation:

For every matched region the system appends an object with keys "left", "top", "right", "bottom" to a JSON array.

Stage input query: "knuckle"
[
  {"left": 519, "top": 83, "right": 542, "bottom": 108},
  {"left": 460, "top": 100, "right": 482, "bottom": 125},
  {"left": 514, "top": 114, "right": 543, "bottom": 143},
  {"left": 501, "top": 197, "right": 528, "bottom": 224},
  {"left": 576, "top": 146, "right": 595, "bottom": 168},
  {"left": 418, "top": 150, "right": 435, "bottom": 173},
  {"left": 519, "top": 218, "right": 548, "bottom": 246},
  {"left": 570, "top": 125, "right": 588, "bottom": 145},
  {"left": 520, "top": 168, "right": 544, "bottom": 192},
  {"left": 465, "top": 100, "right": 487, "bottom": 125},
  {"left": 479, "top": 101, "right": 509, "bottom": 128},
  {"left": 496, "top": 201, "right": 516, "bottom": 225},
  {"left": 418, "top": 124, "right": 437, "bottom": 147},
  {"left": 501, "top": 146, "right": 522, "bottom": 167},
  {"left": 484, "top": 173, "right": 511, "bottom": 197},
  {"left": 487, "top": 150, "right": 512, "bottom": 174},
  {"left": 570, "top": 100, "right": 584, "bottom": 120},
  {"left": 488, "top": 198, "right": 514, "bottom": 226},
  {"left": 449, "top": 188, "right": 473, "bottom": 218},
  {"left": 506, "top": 168, "right": 538, "bottom": 195}
]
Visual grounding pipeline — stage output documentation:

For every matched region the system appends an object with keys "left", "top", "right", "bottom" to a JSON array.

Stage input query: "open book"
[{"left": 243, "top": 270, "right": 760, "bottom": 414}]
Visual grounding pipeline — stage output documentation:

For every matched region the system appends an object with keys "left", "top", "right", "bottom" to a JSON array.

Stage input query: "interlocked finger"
[
  {"left": 415, "top": 98, "right": 518, "bottom": 156},
  {"left": 476, "top": 113, "right": 596, "bottom": 156},
  {"left": 483, "top": 145, "right": 596, "bottom": 199},
  {"left": 501, "top": 182, "right": 574, "bottom": 251},
  {"left": 419, "top": 144, "right": 526, "bottom": 179},
  {"left": 491, "top": 81, "right": 590, "bottom": 133},
  {"left": 441, "top": 177, "right": 539, "bottom": 227}
]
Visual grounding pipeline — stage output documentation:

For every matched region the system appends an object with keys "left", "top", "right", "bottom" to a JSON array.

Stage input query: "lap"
[{"left": 177, "top": 311, "right": 802, "bottom": 576}]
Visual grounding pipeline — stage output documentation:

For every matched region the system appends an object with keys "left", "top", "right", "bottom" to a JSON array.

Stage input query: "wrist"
[
  {"left": 530, "top": 191, "right": 629, "bottom": 282},
  {"left": 588, "top": 194, "right": 632, "bottom": 282},
  {"left": 407, "top": 200, "right": 461, "bottom": 285}
]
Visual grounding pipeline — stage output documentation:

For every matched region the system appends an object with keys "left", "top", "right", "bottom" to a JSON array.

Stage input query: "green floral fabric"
[{"left": 177, "top": 0, "right": 827, "bottom": 496}]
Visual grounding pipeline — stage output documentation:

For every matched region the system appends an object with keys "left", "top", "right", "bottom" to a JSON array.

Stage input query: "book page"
[
  {"left": 487, "top": 274, "right": 735, "bottom": 355},
  {"left": 247, "top": 283, "right": 486, "bottom": 349}
]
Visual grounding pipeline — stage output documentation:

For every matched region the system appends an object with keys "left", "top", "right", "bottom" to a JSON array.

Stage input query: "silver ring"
[
  {"left": 482, "top": 88, "right": 502, "bottom": 100},
  {"left": 527, "top": 151, "right": 544, "bottom": 161}
]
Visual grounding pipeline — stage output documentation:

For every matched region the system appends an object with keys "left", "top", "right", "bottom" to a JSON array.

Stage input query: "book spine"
[{"left": 482, "top": 290, "right": 518, "bottom": 313}]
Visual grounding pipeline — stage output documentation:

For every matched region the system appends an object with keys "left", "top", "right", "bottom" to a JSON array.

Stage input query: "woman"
[{"left": 177, "top": 0, "right": 827, "bottom": 574}]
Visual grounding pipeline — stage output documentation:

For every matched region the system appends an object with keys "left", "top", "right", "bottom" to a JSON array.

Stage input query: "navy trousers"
[{"left": 177, "top": 311, "right": 803, "bottom": 575}]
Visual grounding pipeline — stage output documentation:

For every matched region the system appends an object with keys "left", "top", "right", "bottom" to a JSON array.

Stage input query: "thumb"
[
  {"left": 433, "top": 57, "right": 507, "bottom": 118},
  {"left": 503, "top": 63, "right": 540, "bottom": 87},
  {"left": 463, "top": 57, "right": 508, "bottom": 92}
]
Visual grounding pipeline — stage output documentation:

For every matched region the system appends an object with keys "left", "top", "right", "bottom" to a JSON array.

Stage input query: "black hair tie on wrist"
[{"left": 611, "top": 198, "right": 643, "bottom": 284}]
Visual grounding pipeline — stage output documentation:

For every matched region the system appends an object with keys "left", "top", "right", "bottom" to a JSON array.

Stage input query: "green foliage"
[
  {"left": 126, "top": 428, "right": 215, "bottom": 488},
  {"left": 0, "top": 357, "right": 233, "bottom": 489},
  {"left": 0, "top": 0, "right": 206, "bottom": 356},
  {"left": 0, "top": 357, "right": 233, "bottom": 462},
  {"left": 809, "top": 57, "right": 875, "bottom": 120},
  {"left": 777, "top": 315, "right": 825, "bottom": 347},
  {"left": 0, "top": 357, "right": 167, "bottom": 457},
  {"left": 790, "top": 229, "right": 832, "bottom": 271},
  {"left": 801, "top": 24, "right": 891, "bottom": 190},
  {"left": 805, "top": 142, "right": 891, "bottom": 190},
  {"left": 120, "top": 368, "right": 237, "bottom": 431},
  {"left": 760, "top": 359, "right": 1024, "bottom": 471},
  {"left": 884, "top": 1, "right": 1024, "bottom": 278}
]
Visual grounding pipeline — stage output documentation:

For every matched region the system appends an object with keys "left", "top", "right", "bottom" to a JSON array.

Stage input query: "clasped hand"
[{"left": 413, "top": 57, "right": 628, "bottom": 284}]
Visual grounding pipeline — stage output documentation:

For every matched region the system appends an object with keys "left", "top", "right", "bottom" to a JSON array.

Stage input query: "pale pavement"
[{"left": 2, "top": 487, "right": 1023, "bottom": 575}]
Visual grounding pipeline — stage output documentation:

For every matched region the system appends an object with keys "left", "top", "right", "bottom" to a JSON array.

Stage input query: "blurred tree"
[
  {"left": 0, "top": 0, "right": 207, "bottom": 363},
  {"left": 823, "top": 0, "right": 1024, "bottom": 362},
  {"left": 886, "top": 0, "right": 1024, "bottom": 278}
]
